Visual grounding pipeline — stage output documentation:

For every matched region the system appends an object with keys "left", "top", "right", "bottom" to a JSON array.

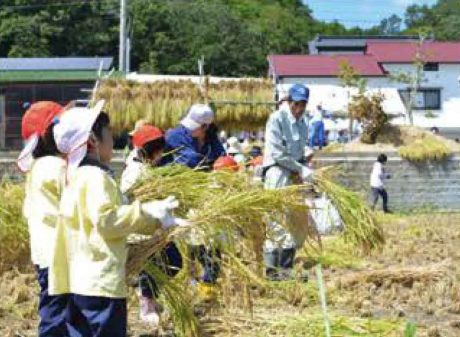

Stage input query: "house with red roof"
[{"left": 268, "top": 36, "right": 460, "bottom": 133}]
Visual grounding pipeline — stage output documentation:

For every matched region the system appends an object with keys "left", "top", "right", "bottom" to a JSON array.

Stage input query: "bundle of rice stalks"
[
  {"left": 314, "top": 171, "right": 385, "bottom": 252},
  {"left": 127, "top": 165, "right": 313, "bottom": 306},
  {"left": 95, "top": 78, "right": 273, "bottom": 133},
  {"left": 0, "top": 183, "right": 28, "bottom": 273},
  {"left": 398, "top": 133, "right": 452, "bottom": 162},
  {"left": 142, "top": 263, "right": 199, "bottom": 337}
]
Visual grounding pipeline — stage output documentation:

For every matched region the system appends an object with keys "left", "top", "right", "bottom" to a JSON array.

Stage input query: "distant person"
[
  {"left": 370, "top": 153, "right": 391, "bottom": 213},
  {"left": 337, "top": 130, "right": 348, "bottom": 144},
  {"left": 125, "top": 119, "right": 148, "bottom": 164},
  {"left": 226, "top": 136, "right": 246, "bottom": 165},
  {"left": 308, "top": 105, "right": 325, "bottom": 149},
  {"left": 430, "top": 126, "right": 440, "bottom": 135}
]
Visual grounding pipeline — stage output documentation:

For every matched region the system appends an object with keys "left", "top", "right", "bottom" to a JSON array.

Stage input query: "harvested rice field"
[{"left": 2, "top": 212, "right": 460, "bottom": 337}]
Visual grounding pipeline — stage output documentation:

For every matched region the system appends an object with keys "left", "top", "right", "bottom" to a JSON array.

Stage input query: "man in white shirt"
[{"left": 370, "top": 153, "right": 391, "bottom": 213}]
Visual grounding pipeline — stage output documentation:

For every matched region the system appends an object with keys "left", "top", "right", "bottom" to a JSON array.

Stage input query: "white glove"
[
  {"left": 300, "top": 165, "right": 313, "bottom": 183},
  {"left": 174, "top": 217, "right": 191, "bottom": 227},
  {"left": 142, "top": 196, "right": 180, "bottom": 229}
]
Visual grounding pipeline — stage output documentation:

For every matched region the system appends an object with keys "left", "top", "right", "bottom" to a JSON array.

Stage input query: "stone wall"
[
  {"left": 3, "top": 151, "right": 460, "bottom": 211},
  {"left": 316, "top": 152, "right": 460, "bottom": 211}
]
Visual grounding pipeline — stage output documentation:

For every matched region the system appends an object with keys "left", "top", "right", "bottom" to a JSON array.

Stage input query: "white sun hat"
[
  {"left": 226, "top": 136, "right": 242, "bottom": 155},
  {"left": 180, "top": 104, "right": 214, "bottom": 131},
  {"left": 53, "top": 100, "right": 105, "bottom": 172}
]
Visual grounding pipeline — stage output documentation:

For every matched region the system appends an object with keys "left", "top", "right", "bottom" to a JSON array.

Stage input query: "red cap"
[
  {"left": 21, "top": 101, "right": 63, "bottom": 140},
  {"left": 132, "top": 125, "right": 164, "bottom": 148},
  {"left": 213, "top": 155, "right": 239, "bottom": 172}
]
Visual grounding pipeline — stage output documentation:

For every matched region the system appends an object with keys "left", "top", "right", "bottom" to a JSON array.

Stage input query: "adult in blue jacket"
[
  {"left": 165, "top": 104, "right": 225, "bottom": 169},
  {"left": 165, "top": 104, "right": 225, "bottom": 297}
]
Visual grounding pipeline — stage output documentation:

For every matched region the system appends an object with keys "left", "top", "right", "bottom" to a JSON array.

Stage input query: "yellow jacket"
[
  {"left": 23, "top": 156, "right": 65, "bottom": 269},
  {"left": 49, "top": 164, "right": 161, "bottom": 298}
]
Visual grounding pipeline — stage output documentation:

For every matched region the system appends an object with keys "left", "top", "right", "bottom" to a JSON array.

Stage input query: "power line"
[{"left": 1, "top": 0, "right": 117, "bottom": 11}]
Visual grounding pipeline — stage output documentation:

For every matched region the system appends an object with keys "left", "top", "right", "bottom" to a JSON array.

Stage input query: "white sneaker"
[{"left": 139, "top": 296, "right": 160, "bottom": 326}]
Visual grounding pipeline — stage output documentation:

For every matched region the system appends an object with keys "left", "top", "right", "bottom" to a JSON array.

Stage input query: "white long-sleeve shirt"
[{"left": 370, "top": 162, "right": 388, "bottom": 188}]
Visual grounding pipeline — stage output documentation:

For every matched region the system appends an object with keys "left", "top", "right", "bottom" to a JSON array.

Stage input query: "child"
[
  {"left": 370, "top": 153, "right": 391, "bottom": 213},
  {"left": 49, "top": 101, "right": 187, "bottom": 337},
  {"left": 18, "top": 101, "right": 69, "bottom": 337},
  {"left": 120, "top": 124, "right": 183, "bottom": 326}
]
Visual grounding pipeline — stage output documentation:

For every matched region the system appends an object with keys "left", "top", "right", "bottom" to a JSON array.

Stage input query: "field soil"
[{"left": 2, "top": 213, "right": 460, "bottom": 337}]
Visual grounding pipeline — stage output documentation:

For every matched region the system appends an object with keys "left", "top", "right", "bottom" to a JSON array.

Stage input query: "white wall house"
[{"left": 268, "top": 39, "right": 460, "bottom": 135}]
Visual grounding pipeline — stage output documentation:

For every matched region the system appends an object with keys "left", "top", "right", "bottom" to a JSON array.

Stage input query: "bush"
[{"left": 348, "top": 93, "right": 388, "bottom": 144}]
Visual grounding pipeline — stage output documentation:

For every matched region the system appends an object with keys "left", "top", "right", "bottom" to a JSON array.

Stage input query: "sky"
[{"left": 304, "top": 0, "right": 437, "bottom": 28}]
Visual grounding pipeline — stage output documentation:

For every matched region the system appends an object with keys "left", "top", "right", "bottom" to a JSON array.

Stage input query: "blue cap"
[{"left": 289, "top": 84, "right": 309, "bottom": 102}]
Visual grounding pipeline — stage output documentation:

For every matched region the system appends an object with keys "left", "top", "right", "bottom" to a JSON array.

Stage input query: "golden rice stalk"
[
  {"left": 142, "top": 263, "right": 200, "bottom": 337},
  {"left": 399, "top": 134, "right": 451, "bottom": 162},
  {"left": 313, "top": 172, "right": 385, "bottom": 252}
]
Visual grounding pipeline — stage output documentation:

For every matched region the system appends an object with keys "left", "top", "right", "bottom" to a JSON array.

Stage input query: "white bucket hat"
[
  {"left": 53, "top": 100, "right": 105, "bottom": 172},
  {"left": 226, "top": 136, "right": 242, "bottom": 155},
  {"left": 180, "top": 104, "right": 214, "bottom": 131}
]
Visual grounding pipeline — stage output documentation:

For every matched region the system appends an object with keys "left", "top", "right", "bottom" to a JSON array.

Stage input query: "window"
[
  {"left": 398, "top": 88, "right": 441, "bottom": 110},
  {"left": 423, "top": 63, "right": 439, "bottom": 71}
]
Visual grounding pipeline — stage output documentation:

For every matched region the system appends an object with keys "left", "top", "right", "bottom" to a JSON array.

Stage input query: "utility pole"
[{"left": 119, "top": 0, "right": 127, "bottom": 72}]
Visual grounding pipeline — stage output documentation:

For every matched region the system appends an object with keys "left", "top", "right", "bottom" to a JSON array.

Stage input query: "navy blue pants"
[
  {"left": 371, "top": 187, "right": 389, "bottom": 212},
  {"left": 36, "top": 266, "right": 70, "bottom": 337},
  {"left": 139, "top": 241, "right": 183, "bottom": 298},
  {"left": 190, "top": 244, "right": 221, "bottom": 283},
  {"left": 67, "top": 294, "right": 127, "bottom": 337},
  {"left": 264, "top": 248, "right": 296, "bottom": 280}
]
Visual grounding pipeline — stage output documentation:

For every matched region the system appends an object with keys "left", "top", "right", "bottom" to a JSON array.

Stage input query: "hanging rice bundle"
[
  {"left": 313, "top": 170, "right": 385, "bottom": 252},
  {"left": 95, "top": 78, "right": 273, "bottom": 133}
]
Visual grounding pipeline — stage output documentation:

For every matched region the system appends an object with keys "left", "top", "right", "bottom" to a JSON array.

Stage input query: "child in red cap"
[
  {"left": 121, "top": 124, "right": 184, "bottom": 327},
  {"left": 18, "top": 101, "right": 70, "bottom": 337}
]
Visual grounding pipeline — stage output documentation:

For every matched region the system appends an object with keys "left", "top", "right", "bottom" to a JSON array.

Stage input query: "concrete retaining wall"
[
  {"left": 316, "top": 152, "right": 460, "bottom": 211},
  {"left": 2, "top": 151, "right": 460, "bottom": 211}
]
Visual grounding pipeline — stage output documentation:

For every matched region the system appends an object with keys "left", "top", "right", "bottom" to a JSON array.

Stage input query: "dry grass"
[
  {"left": 5, "top": 213, "right": 460, "bottom": 336},
  {"left": 0, "top": 183, "right": 28, "bottom": 273},
  {"left": 326, "top": 125, "right": 459, "bottom": 162},
  {"left": 398, "top": 134, "right": 452, "bottom": 162}
]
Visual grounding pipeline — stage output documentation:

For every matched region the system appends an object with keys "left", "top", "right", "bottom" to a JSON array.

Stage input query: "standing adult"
[
  {"left": 308, "top": 104, "right": 326, "bottom": 149},
  {"left": 262, "top": 84, "right": 313, "bottom": 280}
]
